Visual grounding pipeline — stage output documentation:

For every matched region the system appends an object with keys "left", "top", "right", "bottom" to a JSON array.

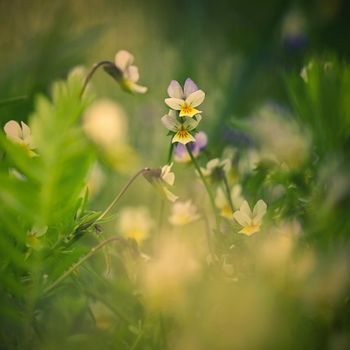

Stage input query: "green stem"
[
  {"left": 44, "top": 236, "right": 126, "bottom": 294},
  {"left": 186, "top": 145, "right": 220, "bottom": 232},
  {"left": 157, "top": 142, "right": 174, "bottom": 236},
  {"left": 222, "top": 174, "right": 234, "bottom": 213},
  {"left": 167, "top": 142, "right": 174, "bottom": 164},
  {"left": 97, "top": 168, "right": 148, "bottom": 222},
  {"left": 79, "top": 60, "right": 114, "bottom": 98}
]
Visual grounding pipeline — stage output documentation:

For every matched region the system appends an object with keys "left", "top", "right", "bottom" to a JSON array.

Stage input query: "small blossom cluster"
[{"left": 161, "top": 78, "right": 205, "bottom": 145}]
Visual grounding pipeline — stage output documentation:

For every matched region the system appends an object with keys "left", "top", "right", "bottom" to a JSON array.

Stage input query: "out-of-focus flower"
[
  {"left": 113, "top": 50, "right": 147, "bottom": 94},
  {"left": 281, "top": 9, "right": 308, "bottom": 50},
  {"left": 4, "top": 120, "right": 36, "bottom": 156},
  {"left": 142, "top": 236, "right": 201, "bottom": 312},
  {"left": 26, "top": 225, "right": 48, "bottom": 250},
  {"left": 165, "top": 78, "right": 205, "bottom": 117},
  {"left": 85, "top": 163, "right": 105, "bottom": 198},
  {"left": 143, "top": 163, "right": 178, "bottom": 202},
  {"left": 161, "top": 110, "right": 202, "bottom": 145},
  {"left": 233, "top": 200, "right": 267, "bottom": 236},
  {"left": 169, "top": 200, "right": 200, "bottom": 226},
  {"left": 251, "top": 104, "right": 310, "bottom": 169},
  {"left": 174, "top": 131, "right": 208, "bottom": 163},
  {"left": 200, "top": 158, "right": 231, "bottom": 181},
  {"left": 215, "top": 185, "right": 244, "bottom": 219},
  {"left": 117, "top": 206, "right": 154, "bottom": 243},
  {"left": 83, "top": 99, "right": 128, "bottom": 148},
  {"left": 90, "top": 301, "right": 115, "bottom": 330}
]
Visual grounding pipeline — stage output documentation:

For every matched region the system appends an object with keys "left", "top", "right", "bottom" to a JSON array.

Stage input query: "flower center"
[{"left": 181, "top": 103, "right": 193, "bottom": 114}]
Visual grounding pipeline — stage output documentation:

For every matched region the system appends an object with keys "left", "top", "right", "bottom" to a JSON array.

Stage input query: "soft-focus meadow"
[{"left": 1, "top": 1, "right": 350, "bottom": 349}]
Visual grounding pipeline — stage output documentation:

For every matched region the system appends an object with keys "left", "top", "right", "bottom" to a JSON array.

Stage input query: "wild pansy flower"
[
  {"left": 4, "top": 120, "right": 36, "bottom": 156},
  {"left": 104, "top": 50, "right": 147, "bottom": 94},
  {"left": 215, "top": 185, "right": 244, "bottom": 219},
  {"left": 143, "top": 163, "right": 178, "bottom": 202},
  {"left": 117, "top": 206, "right": 154, "bottom": 243},
  {"left": 174, "top": 131, "right": 208, "bottom": 163},
  {"left": 165, "top": 78, "right": 205, "bottom": 117},
  {"left": 200, "top": 158, "right": 231, "bottom": 182},
  {"left": 233, "top": 200, "right": 267, "bottom": 236},
  {"left": 161, "top": 110, "right": 202, "bottom": 145},
  {"left": 169, "top": 200, "right": 200, "bottom": 226},
  {"left": 83, "top": 99, "right": 128, "bottom": 148}
]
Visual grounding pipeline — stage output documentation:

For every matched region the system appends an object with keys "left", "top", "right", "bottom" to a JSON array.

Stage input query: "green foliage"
[
  {"left": 0, "top": 75, "right": 96, "bottom": 348},
  {"left": 287, "top": 58, "right": 350, "bottom": 158}
]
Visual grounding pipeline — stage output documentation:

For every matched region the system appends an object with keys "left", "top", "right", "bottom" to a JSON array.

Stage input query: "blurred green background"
[{"left": 1, "top": 0, "right": 350, "bottom": 154}]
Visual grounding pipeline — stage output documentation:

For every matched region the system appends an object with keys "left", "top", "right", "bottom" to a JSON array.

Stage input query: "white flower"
[
  {"left": 215, "top": 185, "right": 244, "bottom": 219},
  {"left": 165, "top": 78, "right": 205, "bottom": 117},
  {"left": 161, "top": 110, "right": 202, "bottom": 145},
  {"left": 117, "top": 206, "right": 154, "bottom": 243},
  {"left": 143, "top": 163, "right": 178, "bottom": 202},
  {"left": 169, "top": 200, "right": 200, "bottom": 226},
  {"left": 200, "top": 158, "right": 231, "bottom": 178},
  {"left": 83, "top": 99, "right": 128, "bottom": 148},
  {"left": 233, "top": 200, "right": 267, "bottom": 236},
  {"left": 4, "top": 120, "right": 36, "bottom": 156},
  {"left": 114, "top": 50, "right": 147, "bottom": 94}
]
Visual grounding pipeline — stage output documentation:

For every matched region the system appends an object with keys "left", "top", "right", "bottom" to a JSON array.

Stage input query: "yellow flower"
[
  {"left": 161, "top": 110, "right": 202, "bottom": 145},
  {"left": 114, "top": 50, "right": 147, "bottom": 94},
  {"left": 83, "top": 99, "right": 128, "bottom": 148},
  {"left": 3, "top": 120, "right": 36, "bottom": 156},
  {"left": 200, "top": 158, "right": 231, "bottom": 181},
  {"left": 117, "top": 207, "right": 154, "bottom": 243},
  {"left": 165, "top": 78, "right": 205, "bottom": 117},
  {"left": 169, "top": 200, "right": 200, "bottom": 226},
  {"left": 215, "top": 185, "right": 244, "bottom": 219},
  {"left": 233, "top": 200, "right": 267, "bottom": 236}
]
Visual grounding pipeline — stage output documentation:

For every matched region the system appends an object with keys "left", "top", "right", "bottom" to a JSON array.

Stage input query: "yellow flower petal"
[
  {"left": 172, "top": 130, "right": 195, "bottom": 145},
  {"left": 239, "top": 225, "right": 260, "bottom": 236},
  {"left": 179, "top": 104, "right": 201, "bottom": 117}
]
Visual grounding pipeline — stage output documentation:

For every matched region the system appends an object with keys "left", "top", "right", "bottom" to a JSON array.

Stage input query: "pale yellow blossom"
[
  {"left": 169, "top": 200, "right": 200, "bottom": 226},
  {"left": 117, "top": 207, "right": 154, "bottom": 243},
  {"left": 233, "top": 200, "right": 267, "bottom": 236}
]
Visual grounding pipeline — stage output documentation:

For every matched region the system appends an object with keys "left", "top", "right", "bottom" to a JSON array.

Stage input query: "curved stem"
[
  {"left": 222, "top": 174, "right": 234, "bottom": 213},
  {"left": 186, "top": 145, "right": 220, "bottom": 232},
  {"left": 97, "top": 168, "right": 149, "bottom": 222},
  {"left": 44, "top": 236, "right": 126, "bottom": 294},
  {"left": 79, "top": 60, "right": 114, "bottom": 98}
]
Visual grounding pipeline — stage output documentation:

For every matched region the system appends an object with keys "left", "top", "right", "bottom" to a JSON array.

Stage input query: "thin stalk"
[
  {"left": 186, "top": 145, "right": 220, "bottom": 232},
  {"left": 158, "top": 142, "right": 174, "bottom": 236},
  {"left": 201, "top": 208, "right": 214, "bottom": 256},
  {"left": 97, "top": 168, "right": 148, "bottom": 222},
  {"left": 222, "top": 174, "right": 234, "bottom": 213},
  {"left": 79, "top": 60, "right": 114, "bottom": 98},
  {"left": 167, "top": 142, "right": 174, "bottom": 164},
  {"left": 44, "top": 236, "right": 126, "bottom": 294}
]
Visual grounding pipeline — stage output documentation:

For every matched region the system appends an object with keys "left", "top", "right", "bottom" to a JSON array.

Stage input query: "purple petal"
[
  {"left": 167, "top": 80, "right": 184, "bottom": 99},
  {"left": 184, "top": 78, "right": 199, "bottom": 98},
  {"left": 194, "top": 131, "right": 208, "bottom": 150}
]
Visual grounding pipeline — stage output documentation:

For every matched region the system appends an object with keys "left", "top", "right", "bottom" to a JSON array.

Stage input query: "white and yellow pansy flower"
[
  {"left": 169, "top": 200, "right": 200, "bottom": 226},
  {"left": 200, "top": 158, "right": 231, "bottom": 180},
  {"left": 4, "top": 120, "right": 36, "bottom": 156},
  {"left": 114, "top": 50, "right": 147, "bottom": 94},
  {"left": 233, "top": 200, "right": 267, "bottom": 236},
  {"left": 161, "top": 110, "right": 202, "bottom": 145},
  {"left": 215, "top": 185, "right": 244, "bottom": 219},
  {"left": 117, "top": 206, "right": 154, "bottom": 243},
  {"left": 143, "top": 163, "right": 178, "bottom": 202},
  {"left": 165, "top": 78, "right": 205, "bottom": 117}
]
